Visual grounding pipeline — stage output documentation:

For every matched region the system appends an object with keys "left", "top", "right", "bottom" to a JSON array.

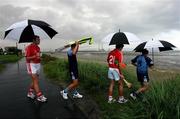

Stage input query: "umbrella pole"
[{"left": 152, "top": 48, "right": 154, "bottom": 63}]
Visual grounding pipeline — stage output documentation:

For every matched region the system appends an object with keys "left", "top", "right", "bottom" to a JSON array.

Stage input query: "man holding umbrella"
[
  {"left": 130, "top": 49, "right": 154, "bottom": 100},
  {"left": 107, "top": 44, "right": 128, "bottom": 103},
  {"left": 26, "top": 35, "right": 47, "bottom": 102}
]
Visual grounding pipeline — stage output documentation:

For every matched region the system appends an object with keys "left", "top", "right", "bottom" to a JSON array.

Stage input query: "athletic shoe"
[
  {"left": 130, "top": 92, "right": 137, "bottom": 100},
  {"left": 117, "top": 98, "right": 128, "bottom": 103},
  {"left": 73, "top": 93, "right": 83, "bottom": 99},
  {"left": 27, "top": 92, "right": 35, "bottom": 99},
  {"left": 108, "top": 98, "right": 116, "bottom": 104},
  {"left": 37, "top": 95, "right": 47, "bottom": 102},
  {"left": 60, "top": 90, "right": 68, "bottom": 99}
]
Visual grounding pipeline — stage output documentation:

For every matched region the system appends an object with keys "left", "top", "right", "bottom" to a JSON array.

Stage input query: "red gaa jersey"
[
  {"left": 107, "top": 49, "right": 123, "bottom": 69},
  {"left": 25, "top": 44, "right": 40, "bottom": 63}
]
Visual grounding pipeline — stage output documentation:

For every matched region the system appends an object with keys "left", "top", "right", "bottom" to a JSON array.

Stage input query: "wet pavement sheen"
[{"left": 0, "top": 59, "right": 85, "bottom": 119}]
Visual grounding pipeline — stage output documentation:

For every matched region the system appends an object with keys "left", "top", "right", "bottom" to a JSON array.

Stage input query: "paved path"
[{"left": 0, "top": 58, "right": 85, "bottom": 119}]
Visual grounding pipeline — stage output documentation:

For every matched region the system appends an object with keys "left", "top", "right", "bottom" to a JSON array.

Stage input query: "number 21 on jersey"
[{"left": 108, "top": 55, "right": 115, "bottom": 64}]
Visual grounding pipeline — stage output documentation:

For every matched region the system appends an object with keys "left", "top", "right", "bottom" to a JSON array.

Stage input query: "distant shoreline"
[{"left": 46, "top": 51, "right": 180, "bottom": 72}]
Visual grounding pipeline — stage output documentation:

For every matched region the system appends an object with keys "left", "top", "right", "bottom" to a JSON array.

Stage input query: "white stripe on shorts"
[{"left": 26, "top": 63, "right": 40, "bottom": 74}]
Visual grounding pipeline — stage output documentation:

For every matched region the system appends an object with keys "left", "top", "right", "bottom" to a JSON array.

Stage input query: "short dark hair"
[
  {"left": 33, "top": 35, "right": 40, "bottom": 40},
  {"left": 116, "top": 44, "right": 124, "bottom": 49},
  {"left": 71, "top": 43, "right": 76, "bottom": 48},
  {"left": 142, "top": 49, "right": 149, "bottom": 54}
]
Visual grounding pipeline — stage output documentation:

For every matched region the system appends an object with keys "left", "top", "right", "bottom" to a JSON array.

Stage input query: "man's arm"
[
  {"left": 131, "top": 56, "right": 138, "bottom": 66},
  {"left": 26, "top": 47, "right": 40, "bottom": 60},
  {"left": 26, "top": 55, "right": 36, "bottom": 60},
  {"left": 117, "top": 54, "right": 124, "bottom": 79},
  {"left": 148, "top": 58, "right": 154, "bottom": 68},
  {"left": 72, "top": 42, "right": 79, "bottom": 55}
]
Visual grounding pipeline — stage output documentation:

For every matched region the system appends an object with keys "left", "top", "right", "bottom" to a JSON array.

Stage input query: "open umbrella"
[
  {"left": 102, "top": 30, "right": 141, "bottom": 45},
  {"left": 134, "top": 39, "right": 176, "bottom": 52},
  {"left": 134, "top": 39, "right": 176, "bottom": 61},
  {"left": 4, "top": 19, "right": 58, "bottom": 43}
]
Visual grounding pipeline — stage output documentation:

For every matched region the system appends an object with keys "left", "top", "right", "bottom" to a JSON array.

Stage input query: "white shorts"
[
  {"left": 108, "top": 68, "right": 121, "bottom": 81},
  {"left": 26, "top": 63, "right": 41, "bottom": 75}
]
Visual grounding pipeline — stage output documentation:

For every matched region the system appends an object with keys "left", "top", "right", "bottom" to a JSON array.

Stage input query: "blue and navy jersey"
[
  {"left": 131, "top": 55, "right": 153, "bottom": 74},
  {"left": 67, "top": 49, "right": 78, "bottom": 72}
]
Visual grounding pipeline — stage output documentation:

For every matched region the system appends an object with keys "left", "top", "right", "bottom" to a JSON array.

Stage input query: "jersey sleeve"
[
  {"left": 146, "top": 57, "right": 154, "bottom": 67},
  {"left": 67, "top": 49, "right": 73, "bottom": 56},
  {"left": 25, "top": 46, "right": 31, "bottom": 57},
  {"left": 131, "top": 56, "right": 138, "bottom": 63},
  {"left": 117, "top": 52, "right": 123, "bottom": 63}
]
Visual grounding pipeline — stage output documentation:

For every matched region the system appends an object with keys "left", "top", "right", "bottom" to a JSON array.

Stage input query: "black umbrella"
[
  {"left": 158, "top": 47, "right": 173, "bottom": 51},
  {"left": 134, "top": 39, "right": 176, "bottom": 62},
  {"left": 102, "top": 31, "right": 140, "bottom": 45},
  {"left": 4, "top": 19, "right": 58, "bottom": 43},
  {"left": 134, "top": 40, "right": 176, "bottom": 52}
]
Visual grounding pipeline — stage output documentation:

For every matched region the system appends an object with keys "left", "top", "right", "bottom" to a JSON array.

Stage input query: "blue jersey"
[
  {"left": 67, "top": 49, "right": 78, "bottom": 72},
  {"left": 131, "top": 55, "right": 153, "bottom": 74}
]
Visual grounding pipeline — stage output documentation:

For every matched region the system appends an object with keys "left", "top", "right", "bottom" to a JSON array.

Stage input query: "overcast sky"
[{"left": 0, "top": 0, "right": 180, "bottom": 51}]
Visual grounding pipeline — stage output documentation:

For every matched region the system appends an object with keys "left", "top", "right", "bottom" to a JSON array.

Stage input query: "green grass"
[
  {"left": 0, "top": 55, "right": 22, "bottom": 63},
  {"left": 142, "top": 76, "right": 180, "bottom": 119},
  {"left": 42, "top": 55, "right": 180, "bottom": 119},
  {"left": 0, "top": 55, "right": 22, "bottom": 72}
]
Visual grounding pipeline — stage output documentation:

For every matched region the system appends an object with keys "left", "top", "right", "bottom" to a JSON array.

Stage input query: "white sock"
[
  {"left": 108, "top": 96, "right": 113, "bottom": 100},
  {"left": 119, "top": 96, "right": 124, "bottom": 100}
]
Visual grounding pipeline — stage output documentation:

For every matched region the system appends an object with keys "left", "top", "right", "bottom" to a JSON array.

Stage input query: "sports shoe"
[
  {"left": 27, "top": 92, "right": 35, "bottom": 99},
  {"left": 130, "top": 92, "right": 137, "bottom": 100},
  {"left": 37, "top": 95, "right": 47, "bottom": 102},
  {"left": 73, "top": 93, "right": 83, "bottom": 99},
  {"left": 108, "top": 98, "right": 116, "bottom": 104},
  {"left": 117, "top": 98, "right": 128, "bottom": 103},
  {"left": 60, "top": 90, "right": 68, "bottom": 99}
]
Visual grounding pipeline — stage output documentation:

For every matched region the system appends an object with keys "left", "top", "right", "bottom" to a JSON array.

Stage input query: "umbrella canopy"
[
  {"left": 134, "top": 39, "right": 176, "bottom": 52},
  {"left": 134, "top": 39, "right": 176, "bottom": 62},
  {"left": 102, "top": 31, "right": 141, "bottom": 45},
  {"left": 55, "top": 37, "right": 93, "bottom": 52},
  {"left": 4, "top": 19, "right": 58, "bottom": 43}
]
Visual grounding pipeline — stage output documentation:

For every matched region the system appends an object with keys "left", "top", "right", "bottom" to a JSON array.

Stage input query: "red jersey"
[
  {"left": 25, "top": 43, "right": 40, "bottom": 63},
  {"left": 107, "top": 49, "right": 124, "bottom": 69}
]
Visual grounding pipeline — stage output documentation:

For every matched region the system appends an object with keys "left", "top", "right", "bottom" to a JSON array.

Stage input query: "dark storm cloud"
[
  {"left": 0, "top": 4, "right": 29, "bottom": 38},
  {"left": 0, "top": 5, "right": 29, "bottom": 28},
  {"left": 53, "top": 0, "right": 180, "bottom": 39},
  {"left": 0, "top": 0, "right": 180, "bottom": 49}
]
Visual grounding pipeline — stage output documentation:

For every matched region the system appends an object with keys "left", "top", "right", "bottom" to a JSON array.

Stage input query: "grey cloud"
[
  {"left": 0, "top": 5, "right": 29, "bottom": 28},
  {"left": 0, "top": 5, "right": 29, "bottom": 38},
  {"left": 1, "top": 0, "right": 180, "bottom": 49}
]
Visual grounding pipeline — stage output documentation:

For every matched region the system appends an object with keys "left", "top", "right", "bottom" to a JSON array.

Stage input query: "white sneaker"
[
  {"left": 60, "top": 90, "right": 68, "bottom": 99},
  {"left": 117, "top": 98, "right": 128, "bottom": 103},
  {"left": 73, "top": 93, "right": 83, "bottom": 99},
  {"left": 130, "top": 93, "right": 137, "bottom": 100},
  {"left": 108, "top": 98, "right": 116, "bottom": 104},
  {"left": 27, "top": 92, "right": 35, "bottom": 99},
  {"left": 37, "top": 95, "right": 47, "bottom": 102}
]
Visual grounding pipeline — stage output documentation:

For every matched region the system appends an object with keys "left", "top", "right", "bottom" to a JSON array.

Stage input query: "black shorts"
[
  {"left": 137, "top": 72, "right": 149, "bottom": 83},
  {"left": 70, "top": 70, "right": 78, "bottom": 80}
]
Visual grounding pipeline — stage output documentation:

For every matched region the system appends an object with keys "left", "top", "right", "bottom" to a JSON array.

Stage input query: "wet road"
[{"left": 0, "top": 59, "right": 85, "bottom": 119}]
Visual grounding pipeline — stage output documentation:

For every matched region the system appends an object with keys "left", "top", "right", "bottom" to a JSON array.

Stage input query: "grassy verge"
[
  {"left": 42, "top": 54, "right": 180, "bottom": 119},
  {"left": 0, "top": 55, "right": 22, "bottom": 63},
  {"left": 0, "top": 55, "right": 22, "bottom": 72}
]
